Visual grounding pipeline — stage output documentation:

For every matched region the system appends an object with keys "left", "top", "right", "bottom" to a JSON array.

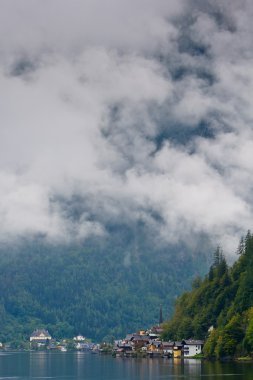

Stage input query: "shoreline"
[{"left": 2, "top": 349, "right": 253, "bottom": 363}]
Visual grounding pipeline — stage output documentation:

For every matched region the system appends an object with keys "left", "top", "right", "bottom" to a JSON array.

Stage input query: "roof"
[
  {"left": 162, "top": 341, "right": 174, "bottom": 347},
  {"left": 118, "top": 344, "right": 132, "bottom": 349},
  {"left": 174, "top": 341, "right": 183, "bottom": 347},
  {"left": 148, "top": 333, "right": 159, "bottom": 340},
  {"left": 132, "top": 335, "right": 149, "bottom": 341},
  {"left": 183, "top": 340, "right": 204, "bottom": 345},
  {"left": 30, "top": 329, "right": 51, "bottom": 338},
  {"left": 125, "top": 334, "right": 135, "bottom": 341}
]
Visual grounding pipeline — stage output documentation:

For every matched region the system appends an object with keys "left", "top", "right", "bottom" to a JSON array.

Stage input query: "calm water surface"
[{"left": 0, "top": 352, "right": 253, "bottom": 380}]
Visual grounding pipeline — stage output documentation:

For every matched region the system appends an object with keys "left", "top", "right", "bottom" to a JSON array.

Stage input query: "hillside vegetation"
[
  {"left": 162, "top": 231, "right": 253, "bottom": 358},
  {"left": 0, "top": 227, "right": 208, "bottom": 344}
]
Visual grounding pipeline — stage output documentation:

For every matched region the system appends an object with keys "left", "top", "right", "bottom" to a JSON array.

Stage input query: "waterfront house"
[
  {"left": 131, "top": 334, "right": 150, "bottom": 350},
  {"left": 162, "top": 341, "right": 174, "bottom": 356},
  {"left": 75, "top": 342, "right": 86, "bottom": 350},
  {"left": 116, "top": 343, "right": 133, "bottom": 352},
  {"left": 148, "top": 333, "right": 159, "bottom": 340},
  {"left": 182, "top": 340, "right": 204, "bottom": 357},
  {"left": 73, "top": 335, "right": 86, "bottom": 342},
  {"left": 147, "top": 340, "right": 163, "bottom": 356},
  {"left": 30, "top": 329, "right": 52, "bottom": 346},
  {"left": 124, "top": 334, "right": 134, "bottom": 343},
  {"left": 173, "top": 341, "right": 183, "bottom": 358}
]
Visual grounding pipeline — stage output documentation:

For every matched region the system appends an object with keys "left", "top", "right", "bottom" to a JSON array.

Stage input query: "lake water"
[{"left": 0, "top": 351, "right": 253, "bottom": 380}]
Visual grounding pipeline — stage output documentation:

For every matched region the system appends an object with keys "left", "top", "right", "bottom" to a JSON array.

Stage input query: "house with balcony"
[
  {"left": 30, "top": 329, "right": 52, "bottom": 347},
  {"left": 182, "top": 340, "right": 204, "bottom": 357},
  {"left": 162, "top": 341, "right": 174, "bottom": 356}
]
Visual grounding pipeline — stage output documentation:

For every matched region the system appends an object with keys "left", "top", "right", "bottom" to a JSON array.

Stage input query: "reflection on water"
[
  {"left": 179, "top": 358, "right": 202, "bottom": 377},
  {"left": 0, "top": 352, "right": 253, "bottom": 380},
  {"left": 30, "top": 352, "right": 51, "bottom": 378}
]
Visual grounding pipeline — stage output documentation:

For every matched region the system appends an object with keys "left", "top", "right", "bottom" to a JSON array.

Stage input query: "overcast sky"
[{"left": 1, "top": 0, "right": 253, "bottom": 256}]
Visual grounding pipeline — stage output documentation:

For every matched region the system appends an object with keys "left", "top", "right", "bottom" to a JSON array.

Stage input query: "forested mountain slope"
[
  {"left": 162, "top": 232, "right": 253, "bottom": 358},
  {"left": 0, "top": 227, "right": 208, "bottom": 343}
]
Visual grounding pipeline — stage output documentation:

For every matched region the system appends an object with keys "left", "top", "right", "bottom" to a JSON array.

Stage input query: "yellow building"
[
  {"left": 148, "top": 343, "right": 157, "bottom": 352},
  {"left": 173, "top": 342, "right": 183, "bottom": 358}
]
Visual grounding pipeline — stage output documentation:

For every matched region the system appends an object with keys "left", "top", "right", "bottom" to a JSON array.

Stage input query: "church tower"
[{"left": 159, "top": 304, "right": 163, "bottom": 325}]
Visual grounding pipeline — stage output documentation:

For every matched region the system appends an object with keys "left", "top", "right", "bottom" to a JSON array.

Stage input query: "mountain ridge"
[
  {"left": 0, "top": 227, "right": 209, "bottom": 343},
  {"left": 162, "top": 231, "right": 253, "bottom": 358}
]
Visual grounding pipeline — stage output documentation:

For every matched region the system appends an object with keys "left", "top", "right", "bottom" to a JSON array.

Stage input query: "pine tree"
[{"left": 237, "top": 237, "right": 245, "bottom": 256}]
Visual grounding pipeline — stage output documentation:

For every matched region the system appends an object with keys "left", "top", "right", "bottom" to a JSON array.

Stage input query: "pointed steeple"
[{"left": 159, "top": 304, "right": 163, "bottom": 325}]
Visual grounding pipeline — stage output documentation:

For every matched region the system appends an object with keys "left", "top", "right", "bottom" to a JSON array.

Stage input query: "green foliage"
[
  {"left": 163, "top": 232, "right": 253, "bottom": 359},
  {"left": 0, "top": 232, "right": 208, "bottom": 342},
  {"left": 243, "top": 308, "right": 253, "bottom": 353},
  {"left": 203, "top": 329, "right": 219, "bottom": 358},
  {"left": 65, "top": 339, "right": 76, "bottom": 350},
  {"left": 215, "top": 315, "right": 244, "bottom": 358}
]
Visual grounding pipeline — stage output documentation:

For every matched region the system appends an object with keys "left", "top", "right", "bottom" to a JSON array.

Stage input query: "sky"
[{"left": 1, "top": 0, "right": 253, "bottom": 257}]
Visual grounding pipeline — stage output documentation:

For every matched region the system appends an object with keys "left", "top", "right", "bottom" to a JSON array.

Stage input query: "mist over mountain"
[
  {"left": 0, "top": 0, "right": 253, "bottom": 254},
  {"left": 0, "top": 0, "right": 253, "bottom": 341}
]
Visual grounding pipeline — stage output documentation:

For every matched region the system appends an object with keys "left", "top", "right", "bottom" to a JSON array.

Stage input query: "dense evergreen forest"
[
  {"left": 0, "top": 226, "right": 208, "bottom": 344},
  {"left": 162, "top": 231, "right": 253, "bottom": 358}
]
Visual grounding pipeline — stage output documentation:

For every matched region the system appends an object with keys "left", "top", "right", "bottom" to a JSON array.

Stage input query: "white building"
[
  {"left": 183, "top": 340, "right": 204, "bottom": 357},
  {"left": 73, "top": 335, "right": 86, "bottom": 341},
  {"left": 30, "top": 329, "right": 52, "bottom": 344}
]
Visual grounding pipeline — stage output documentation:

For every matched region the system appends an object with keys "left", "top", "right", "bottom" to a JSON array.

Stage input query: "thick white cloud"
[
  {"left": 1, "top": 0, "right": 253, "bottom": 256},
  {"left": 0, "top": 0, "right": 182, "bottom": 59}
]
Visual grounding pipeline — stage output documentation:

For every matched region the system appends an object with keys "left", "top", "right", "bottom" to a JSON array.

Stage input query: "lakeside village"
[
  {"left": 0, "top": 327, "right": 204, "bottom": 359},
  {"left": 0, "top": 311, "right": 204, "bottom": 358}
]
